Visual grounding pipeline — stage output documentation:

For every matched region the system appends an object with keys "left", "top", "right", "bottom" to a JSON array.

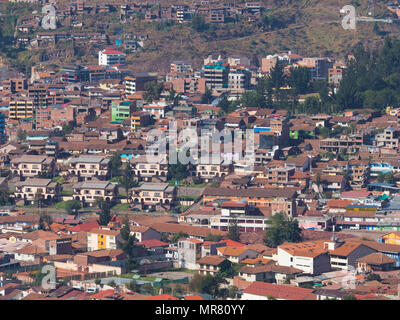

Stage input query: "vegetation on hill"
[{"left": 1, "top": 0, "right": 400, "bottom": 74}]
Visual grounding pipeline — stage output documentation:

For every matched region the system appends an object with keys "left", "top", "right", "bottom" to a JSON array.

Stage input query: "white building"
[
  {"left": 277, "top": 241, "right": 332, "bottom": 275},
  {"left": 98, "top": 48, "right": 126, "bottom": 66}
]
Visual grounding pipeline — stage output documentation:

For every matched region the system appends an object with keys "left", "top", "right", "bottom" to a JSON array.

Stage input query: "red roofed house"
[
  {"left": 99, "top": 48, "right": 126, "bottom": 66},
  {"left": 144, "top": 294, "right": 179, "bottom": 300},
  {"left": 67, "top": 221, "right": 99, "bottom": 234},
  {"left": 241, "top": 281, "right": 316, "bottom": 300}
]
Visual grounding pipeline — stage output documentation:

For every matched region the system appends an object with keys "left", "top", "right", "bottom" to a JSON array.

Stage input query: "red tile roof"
[
  {"left": 68, "top": 221, "right": 99, "bottom": 233},
  {"left": 243, "top": 281, "right": 315, "bottom": 300},
  {"left": 183, "top": 295, "right": 204, "bottom": 300},
  {"left": 144, "top": 294, "right": 179, "bottom": 300},
  {"left": 138, "top": 239, "right": 169, "bottom": 249},
  {"left": 219, "top": 239, "right": 245, "bottom": 247}
]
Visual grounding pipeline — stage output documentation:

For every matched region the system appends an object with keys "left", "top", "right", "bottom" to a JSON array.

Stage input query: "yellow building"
[
  {"left": 380, "top": 232, "right": 400, "bottom": 245},
  {"left": 87, "top": 228, "right": 120, "bottom": 251},
  {"left": 9, "top": 98, "right": 34, "bottom": 119}
]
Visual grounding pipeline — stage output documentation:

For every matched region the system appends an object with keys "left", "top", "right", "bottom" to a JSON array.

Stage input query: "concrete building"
[
  {"left": 14, "top": 178, "right": 60, "bottom": 205},
  {"left": 131, "top": 183, "right": 176, "bottom": 210},
  {"left": 98, "top": 48, "right": 126, "bottom": 66},
  {"left": 73, "top": 181, "right": 118, "bottom": 206},
  {"left": 68, "top": 155, "right": 111, "bottom": 181},
  {"left": 11, "top": 155, "right": 55, "bottom": 178}
]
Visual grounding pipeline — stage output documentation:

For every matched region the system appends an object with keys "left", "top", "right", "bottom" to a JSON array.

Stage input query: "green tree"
[
  {"left": 120, "top": 218, "right": 131, "bottom": 242},
  {"left": 110, "top": 152, "right": 122, "bottom": 178},
  {"left": 365, "top": 273, "right": 382, "bottom": 282},
  {"left": 218, "top": 96, "right": 235, "bottom": 115},
  {"left": 217, "top": 259, "right": 239, "bottom": 278},
  {"left": 205, "top": 233, "right": 223, "bottom": 242},
  {"left": 96, "top": 198, "right": 112, "bottom": 226},
  {"left": 38, "top": 213, "right": 52, "bottom": 231},
  {"left": 0, "top": 188, "right": 12, "bottom": 206},
  {"left": 240, "top": 90, "right": 266, "bottom": 109},
  {"left": 228, "top": 285, "right": 239, "bottom": 299},
  {"left": 117, "top": 222, "right": 142, "bottom": 272},
  {"left": 64, "top": 200, "right": 81, "bottom": 215},
  {"left": 34, "top": 189, "right": 43, "bottom": 208},
  {"left": 168, "top": 162, "right": 188, "bottom": 181},
  {"left": 170, "top": 231, "right": 189, "bottom": 244},
  {"left": 17, "top": 129, "right": 27, "bottom": 143},
  {"left": 289, "top": 66, "right": 311, "bottom": 94},
  {"left": 143, "top": 81, "right": 164, "bottom": 103},
  {"left": 265, "top": 211, "right": 302, "bottom": 248},
  {"left": 343, "top": 294, "right": 357, "bottom": 300},
  {"left": 201, "top": 86, "right": 213, "bottom": 104},
  {"left": 191, "top": 14, "right": 208, "bottom": 32},
  {"left": 119, "top": 162, "right": 138, "bottom": 197},
  {"left": 127, "top": 280, "right": 140, "bottom": 292},
  {"left": 61, "top": 123, "right": 73, "bottom": 136},
  {"left": 141, "top": 283, "right": 153, "bottom": 294},
  {"left": 228, "top": 219, "right": 241, "bottom": 242},
  {"left": 188, "top": 273, "right": 227, "bottom": 298}
]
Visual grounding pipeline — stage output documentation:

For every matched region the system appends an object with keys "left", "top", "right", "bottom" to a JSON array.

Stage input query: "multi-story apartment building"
[
  {"left": 60, "top": 65, "right": 90, "bottom": 83},
  {"left": 68, "top": 155, "right": 111, "bottom": 181},
  {"left": 193, "top": 160, "right": 232, "bottom": 182},
  {"left": 131, "top": 183, "right": 176, "bottom": 210},
  {"left": 170, "top": 61, "right": 192, "bottom": 73},
  {"left": 9, "top": 97, "right": 34, "bottom": 119},
  {"left": 177, "top": 238, "right": 202, "bottom": 269},
  {"left": 98, "top": 48, "right": 126, "bottom": 66},
  {"left": 124, "top": 73, "right": 157, "bottom": 95},
  {"left": 130, "top": 112, "right": 152, "bottom": 131},
  {"left": 3, "top": 78, "right": 28, "bottom": 93},
  {"left": 73, "top": 181, "right": 118, "bottom": 206},
  {"left": 328, "top": 66, "right": 343, "bottom": 86},
  {"left": 130, "top": 155, "right": 168, "bottom": 182},
  {"left": 14, "top": 178, "right": 60, "bottom": 205},
  {"left": 87, "top": 228, "right": 121, "bottom": 251},
  {"left": 11, "top": 155, "right": 55, "bottom": 178},
  {"left": 210, "top": 215, "right": 271, "bottom": 233},
  {"left": 228, "top": 67, "right": 251, "bottom": 92},
  {"left": 297, "top": 57, "right": 333, "bottom": 80},
  {"left": 28, "top": 84, "right": 47, "bottom": 108},
  {"left": 202, "top": 61, "right": 229, "bottom": 91},
  {"left": 319, "top": 136, "right": 359, "bottom": 153},
  {"left": 374, "top": 127, "right": 400, "bottom": 149},
  {"left": 350, "top": 164, "right": 370, "bottom": 190},
  {"left": 202, "top": 187, "right": 297, "bottom": 216},
  {"left": 256, "top": 165, "right": 296, "bottom": 185},
  {"left": 111, "top": 100, "right": 136, "bottom": 123},
  {"left": 142, "top": 101, "right": 169, "bottom": 119}
]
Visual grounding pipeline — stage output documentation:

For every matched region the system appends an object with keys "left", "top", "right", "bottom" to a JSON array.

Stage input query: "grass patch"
[
  {"left": 111, "top": 203, "right": 130, "bottom": 211},
  {"left": 52, "top": 201, "right": 70, "bottom": 210},
  {"left": 52, "top": 176, "right": 65, "bottom": 184}
]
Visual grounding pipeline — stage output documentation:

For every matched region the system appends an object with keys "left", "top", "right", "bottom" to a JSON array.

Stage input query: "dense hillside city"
[{"left": 2, "top": 0, "right": 400, "bottom": 304}]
